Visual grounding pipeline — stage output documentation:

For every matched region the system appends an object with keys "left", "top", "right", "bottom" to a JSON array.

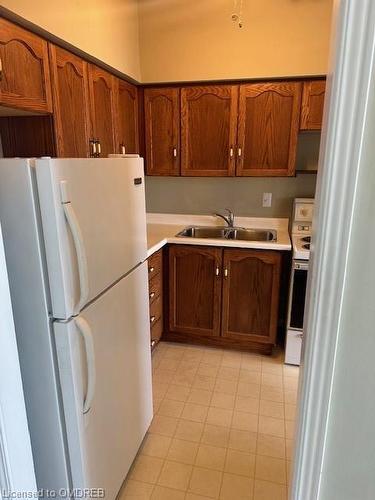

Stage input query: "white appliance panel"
[
  {"left": 36, "top": 157, "right": 147, "bottom": 319},
  {"left": 54, "top": 262, "right": 152, "bottom": 499}
]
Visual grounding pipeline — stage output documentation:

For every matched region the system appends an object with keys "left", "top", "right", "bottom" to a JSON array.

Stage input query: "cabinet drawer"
[
  {"left": 150, "top": 294, "right": 162, "bottom": 326},
  {"left": 148, "top": 250, "right": 162, "bottom": 278},
  {"left": 151, "top": 317, "right": 163, "bottom": 344},
  {"left": 149, "top": 273, "right": 162, "bottom": 303}
]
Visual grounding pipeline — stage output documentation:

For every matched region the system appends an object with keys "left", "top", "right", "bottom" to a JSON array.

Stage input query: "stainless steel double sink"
[{"left": 176, "top": 226, "right": 277, "bottom": 242}]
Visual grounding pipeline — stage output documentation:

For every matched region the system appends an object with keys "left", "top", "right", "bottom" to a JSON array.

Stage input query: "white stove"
[{"left": 285, "top": 198, "right": 314, "bottom": 365}]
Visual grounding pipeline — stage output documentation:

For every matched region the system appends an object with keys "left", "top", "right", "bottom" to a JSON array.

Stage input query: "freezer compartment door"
[
  {"left": 36, "top": 157, "right": 147, "bottom": 319},
  {"left": 54, "top": 262, "right": 152, "bottom": 498}
]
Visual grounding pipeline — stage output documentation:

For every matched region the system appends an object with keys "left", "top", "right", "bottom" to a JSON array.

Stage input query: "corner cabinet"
[
  {"left": 166, "top": 245, "right": 281, "bottom": 353},
  {"left": 49, "top": 45, "right": 91, "bottom": 157},
  {"left": 144, "top": 87, "right": 180, "bottom": 175},
  {"left": 88, "top": 64, "right": 117, "bottom": 157},
  {"left": 300, "top": 80, "right": 326, "bottom": 130},
  {"left": 236, "top": 82, "right": 302, "bottom": 176},
  {"left": 0, "top": 18, "right": 52, "bottom": 113}
]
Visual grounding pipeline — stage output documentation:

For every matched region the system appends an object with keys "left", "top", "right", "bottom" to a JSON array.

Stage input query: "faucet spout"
[{"left": 213, "top": 208, "right": 235, "bottom": 227}]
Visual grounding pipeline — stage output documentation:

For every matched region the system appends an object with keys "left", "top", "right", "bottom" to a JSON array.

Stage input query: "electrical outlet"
[{"left": 262, "top": 192, "right": 272, "bottom": 207}]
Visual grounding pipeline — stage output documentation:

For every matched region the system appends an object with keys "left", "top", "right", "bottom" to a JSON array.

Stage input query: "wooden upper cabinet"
[
  {"left": 221, "top": 249, "right": 281, "bottom": 345},
  {"left": 88, "top": 64, "right": 117, "bottom": 157},
  {"left": 236, "top": 82, "right": 302, "bottom": 176},
  {"left": 144, "top": 87, "right": 180, "bottom": 175},
  {"left": 49, "top": 45, "right": 90, "bottom": 157},
  {"left": 0, "top": 18, "right": 52, "bottom": 113},
  {"left": 181, "top": 85, "right": 238, "bottom": 176},
  {"left": 300, "top": 80, "right": 326, "bottom": 130},
  {"left": 115, "top": 79, "right": 139, "bottom": 154},
  {"left": 169, "top": 245, "right": 222, "bottom": 337}
]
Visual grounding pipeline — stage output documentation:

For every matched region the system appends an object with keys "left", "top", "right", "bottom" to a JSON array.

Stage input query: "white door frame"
[
  {"left": 291, "top": 0, "right": 375, "bottom": 498},
  {"left": 0, "top": 225, "right": 37, "bottom": 497}
]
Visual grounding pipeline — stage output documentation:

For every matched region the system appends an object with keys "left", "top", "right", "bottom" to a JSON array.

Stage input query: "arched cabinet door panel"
[
  {"left": 144, "top": 87, "right": 180, "bottom": 175},
  {"left": 221, "top": 249, "right": 281, "bottom": 346},
  {"left": 115, "top": 79, "right": 139, "bottom": 155},
  {"left": 49, "top": 45, "right": 91, "bottom": 157},
  {"left": 0, "top": 18, "right": 52, "bottom": 113},
  {"left": 236, "top": 82, "right": 302, "bottom": 176},
  {"left": 88, "top": 64, "right": 117, "bottom": 158},
  {"left": 181, "top": 85, "right": 238, "bottom": 176},
  {"left": 168, "top": 245, "right": 222, "bottom": 337}
]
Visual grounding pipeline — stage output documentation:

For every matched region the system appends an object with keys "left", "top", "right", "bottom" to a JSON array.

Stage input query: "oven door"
[{"left": 288, "top": 260, "right": 309, "bottom": 330}]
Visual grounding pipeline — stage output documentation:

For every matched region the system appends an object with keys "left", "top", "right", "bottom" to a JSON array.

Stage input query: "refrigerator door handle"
[
  {"left": 62, "top": 200, "right": 89, "bottom": 314},
  {"left": 75, "top": 316, "right": 96, "bottom": 414}
]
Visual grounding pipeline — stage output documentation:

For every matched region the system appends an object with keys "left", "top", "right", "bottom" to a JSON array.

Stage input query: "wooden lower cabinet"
[
  {"left": 221, "top": 249, "right": 281, "bottom": 347},
  {"left": 166, "top": 245, "right": 281, "bottom": 353},
  {"left": 168, "top": 245, "right": 222, "bottom": 337}
]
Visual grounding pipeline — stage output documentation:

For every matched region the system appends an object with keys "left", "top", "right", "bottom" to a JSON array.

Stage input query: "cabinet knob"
[
  {"left": 230, "top": 147, "right": 234, "bottom": 158},
  {"left": 149, "top": 291, "right": 155, "bottom": 299},
  {"left": 237, "top": 147, "right": 242, "bottom": 158},
  {"left": 149, "top": 266, "right": 155, "bottom": 273},
  {"left": 224, "top": 268, "right": 228, "bottom": 277},
  {"left": 150, "top": 315, "right": 156, "bottom": 323},
  {"left": 173, "top": 147, "right": 177, "bottom": 158},
  {"left": 215, "top": 266, "right": 220, "bottom": 276},
  {"left": 97, "top": 140, "right": 101, "bottom": 156},
  {"left": 120, "top": 144, "right": 126, "bottom": 155}
]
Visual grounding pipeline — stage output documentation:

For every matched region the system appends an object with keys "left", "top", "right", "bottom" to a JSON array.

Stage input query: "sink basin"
[
  {"left": 176, "top": 226, "right": 277, "bottom": 242},
  {"left": 227, "top": 228, "right": 277, "bottom": 242},
  {"left": 177, "top": 226, "right": 227, "bottom": 239}
]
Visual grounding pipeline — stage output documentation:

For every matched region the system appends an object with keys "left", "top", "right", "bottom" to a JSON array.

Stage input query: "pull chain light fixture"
[{"left": 231, "top": 0, "right": 244, "bottom": 28}]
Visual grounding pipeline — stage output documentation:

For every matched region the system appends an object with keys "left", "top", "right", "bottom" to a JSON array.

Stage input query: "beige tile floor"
[{"left": 120, "top": 342, "right": 299, "bottom": 500}]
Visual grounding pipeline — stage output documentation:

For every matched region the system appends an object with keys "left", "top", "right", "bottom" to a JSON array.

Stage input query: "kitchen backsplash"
[{"left": 145, "top": 174, "right": 316, "bottom": 218}]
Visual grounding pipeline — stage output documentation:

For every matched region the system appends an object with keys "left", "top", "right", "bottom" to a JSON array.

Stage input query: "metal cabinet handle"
[
  {"left": 151, "top": 340, "right": 157, "bottom": 349},
  {"left": 97, "top": 141, "right": 101, "bottom": 156},
  {"left": 120, "top": 144, "right": 126, "bottom": 155},
  {"left": 230, "top": 147, "right": 234, "bottom": 158},
  {"left": 89, "top": 139, "right": 97, "bottom": 157},
  {"left": 149, "top": 266, "right": 155, "bottom": 273},
  {"left": 215, "top": 266, "right": 220, "bottom": 276},
  {"left": 150, "top": 315, "right": 156, "bottom": 323},
  {"left": 173, "top": 147, "right": 177, "bottom": 158},
  {"left": 237, "top": 147, "right": 242, "bottom": 158},
  {"left": 224, "top": 268, "right": 228, "bottom": 277},
  {"left": 149, "top": 291, "right": 155, "bottom": 299}
]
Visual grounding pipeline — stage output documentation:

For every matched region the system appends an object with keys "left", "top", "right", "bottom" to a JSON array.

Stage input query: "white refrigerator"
[{"left": 0, "top": 157, "right": 153, "bottom": 499}]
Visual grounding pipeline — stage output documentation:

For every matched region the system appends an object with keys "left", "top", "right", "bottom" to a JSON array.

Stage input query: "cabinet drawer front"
[
  {"left": 151, "top": 317, "right": 163, "bottom": 344},
  {"left": 150, "top": 294, "right": 162, "bottom": 326},
  {"left": 148, "top": 250, "right": 163, "bottom": 278},
  {"left": 149, "top": 273, "right": 162, "bottom": 303}
]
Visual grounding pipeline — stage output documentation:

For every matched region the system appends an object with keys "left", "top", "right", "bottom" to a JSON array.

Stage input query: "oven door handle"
[{"left": 293, "top": 261, "right": 309, "bottom": 271}]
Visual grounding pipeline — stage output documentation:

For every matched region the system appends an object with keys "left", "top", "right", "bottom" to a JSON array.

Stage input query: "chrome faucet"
[{"left": 213, "top": 208, "right": 235, "bottom": 228}]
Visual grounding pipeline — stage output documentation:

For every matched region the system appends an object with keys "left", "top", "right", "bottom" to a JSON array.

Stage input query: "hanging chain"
[{"left": 231, "top": 0, "right": 244, "bottom": 28}]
